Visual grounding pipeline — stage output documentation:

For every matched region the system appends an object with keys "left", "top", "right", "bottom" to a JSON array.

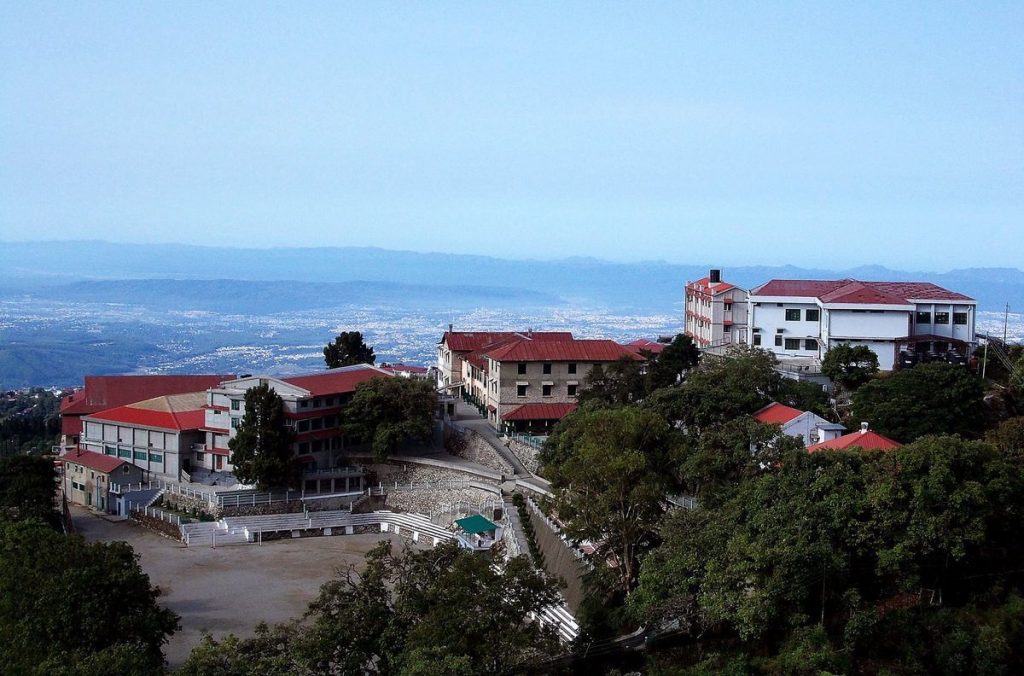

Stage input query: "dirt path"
[{"left": 72, "top": 507, "right": 407, "bottom": 669}]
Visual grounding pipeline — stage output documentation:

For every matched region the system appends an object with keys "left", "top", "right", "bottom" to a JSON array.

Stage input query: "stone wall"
[
  {"left": 445, "top": 426, "right": 514, "bottom": 474},
  {"left": 129, "top": 511, "right": 183, "bottom": 541},
  {"left": 162, "top": 492, "right": 219, "bottom": 519},
  {"left": 507, "top": 438, "right": 540, "bottom": 474}
]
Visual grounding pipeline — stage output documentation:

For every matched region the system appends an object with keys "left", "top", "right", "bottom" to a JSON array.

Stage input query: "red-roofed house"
[
  {"left": 481, "top": 338, "right": 641, "bottom": 433},
  {"left": 79, "top": 391, "right": 209, "bottom": 480},
  {"left": 436, "top": 328, "right": 573, "bottom": 396},
  {"left": 622, "top": 338, "right": 667, "bottom": 356},
  {"left": 806, "top": 423, "right": 902, "bottom": 453},
  {"left": 203, "top": 364, "right": 393, "bottom": 493},
  {"left": 685, "top": 269, "right": 750, "bottom": 348},
  {"left": 59, "top": 374, "right": 233, "bottom": 451},
  {"left": 747, "top": 278, "right": 976, "bottom": 371},
  {"left": 753, "top": 402, "right": 846, "bottom": 447},
  {"left": 63, "top": 448, "right": 145, "bottom": 513}
]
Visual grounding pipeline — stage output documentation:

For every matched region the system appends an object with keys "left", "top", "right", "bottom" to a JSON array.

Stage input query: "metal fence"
[{"left": 130, "top": 503, "right": 185, "bottom": 527}]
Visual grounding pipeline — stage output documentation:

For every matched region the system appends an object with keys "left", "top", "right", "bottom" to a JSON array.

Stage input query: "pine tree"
[{"left": 228, "top": 383, "right": 297, "bottom": 490}]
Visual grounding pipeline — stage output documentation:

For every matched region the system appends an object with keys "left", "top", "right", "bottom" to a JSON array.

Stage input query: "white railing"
[{"left": 129, "top": 503, "right": 183, "bottom": 527}]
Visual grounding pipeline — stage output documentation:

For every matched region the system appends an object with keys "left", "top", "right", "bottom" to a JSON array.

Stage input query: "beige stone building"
[
  {"left": 63, "top": 448, "right": 144, "bottom": 513},
  {"left": 436, "top": 328, "right": 572, "bottom": 397},
  {"left": 482, "top": 339, "right": 641, "bottom": 434}
]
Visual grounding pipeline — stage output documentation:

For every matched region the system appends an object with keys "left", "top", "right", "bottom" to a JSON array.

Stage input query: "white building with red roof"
[
  {"left": 746, "top": 278, "right": 976, "bottom": 371},
  {"left": 204, "top": 364, "right": 393, "bottom": 493},
  {"left": 806, "top": 423, "right": 901, "bottom": 453},
  {"left": 79, "top": 391, "right": 209, "bottom": 481},
  {"left": 685, "top": 269, "right": 749, "bottom": 348},
  {"left": 481, "top": 338, "right": 641, "bottom": 434},
  {"left": 753, "top": 402, "right": 846, "bottom": 447},
  {"left": 58, "top": 374, "right": 233, "bottom": 451}
]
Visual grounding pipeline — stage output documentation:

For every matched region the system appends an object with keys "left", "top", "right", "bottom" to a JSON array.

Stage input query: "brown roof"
[
  {"left": 87, "top": 392, "right": 208, "bottom": 431},
  {"left": 282, "top": 364, "right": 392, "bottom": 396}
]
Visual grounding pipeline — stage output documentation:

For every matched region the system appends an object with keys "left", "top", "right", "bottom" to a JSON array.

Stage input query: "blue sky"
[{"left": 1, "top": 2, "right": 1021, "bottom": 269}]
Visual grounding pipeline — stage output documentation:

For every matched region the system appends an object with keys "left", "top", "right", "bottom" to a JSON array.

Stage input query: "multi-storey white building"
[
  {"left": 684, "top": 269, "right": 749, "bottom": 348},
  {"left": 746, "top": 279, "right": 976, "bottom": 371},
  {"left": 203, "top": 364, "right": 393, "bottom": 493}
]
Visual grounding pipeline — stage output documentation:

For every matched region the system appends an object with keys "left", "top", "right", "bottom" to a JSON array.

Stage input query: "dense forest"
[{"left": 0, "top": 388, "right": 62, "bottom": 457}]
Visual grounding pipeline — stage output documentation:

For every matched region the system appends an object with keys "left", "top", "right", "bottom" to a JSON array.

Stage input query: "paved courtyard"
[{"left": 71, "top": 506, "right": 408, "bottom": 669}]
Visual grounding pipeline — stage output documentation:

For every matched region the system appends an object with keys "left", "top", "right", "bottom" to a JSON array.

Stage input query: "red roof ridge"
[
  {"left": 63, "top": 448, "right": 130, "bottom": 473},
  {"left": 753, "top": 402, "right": 804, "bottom": 425}
]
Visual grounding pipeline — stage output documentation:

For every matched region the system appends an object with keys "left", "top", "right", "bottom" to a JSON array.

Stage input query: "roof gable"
[
  {"left": 753, "top": 402, "right": 804, "bottom": 425},
  {"left": 807, "top": 429, "right": 902, "bottom": 452}
]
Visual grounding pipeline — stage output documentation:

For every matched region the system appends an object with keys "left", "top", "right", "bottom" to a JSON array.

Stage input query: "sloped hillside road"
[{"left": 450, "top": 401, "right": 552, "bottom": 495}]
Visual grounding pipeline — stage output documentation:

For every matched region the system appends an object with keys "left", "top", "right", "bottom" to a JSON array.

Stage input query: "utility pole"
[{"left": 1004, "top": 303, "right": 1010, "bottom": 345}]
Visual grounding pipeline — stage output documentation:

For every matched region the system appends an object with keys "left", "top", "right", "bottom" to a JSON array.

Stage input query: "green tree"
[
  {"left": 323, "top": 330, "right": 376, "bottom": 369},
  {"left": 341, "top": 377, "right": 437, "bottom": 462},
  {"left": 1011, "top": 353, "right": 1024, "bottom": 397},
  {"left": 646, "top": 334, "right": 700, "bottom": 390},
  {"left": 821, "top": 344, "right": 879, "bottom": 391},
  {"left": 0, "top": 454, "right": 57, "bottom": 525},
  {"left": 228, "top": 383, "right": 298, "bottom": 490},
  {"left": 542, "top": 407, "right": 678, "bottom": 595},
  {"left": 987, "top": 416, "right": 1024, "bottom": 460},
  {"left": 577, "top": 356, "right": 646, "bottom": 407},
  {"left": 851, "top": 362, "right": 986, "bottom": 442},
  {"left": 631, "top": 435, "right": 1024, "bottom": 672},
  {"left": 0, "top": 519, "right": 179, "bottom": 675},
  {"left": 180, "top": 542, "right": 562, "bottom": 675},
  {"left": 644, "top": 345, "right": 781, "bottom": 436}
]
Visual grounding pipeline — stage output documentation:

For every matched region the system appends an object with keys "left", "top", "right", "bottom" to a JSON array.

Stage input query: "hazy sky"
[{"left": 1, "top": 2, "right": 1021, "bottom": 269}]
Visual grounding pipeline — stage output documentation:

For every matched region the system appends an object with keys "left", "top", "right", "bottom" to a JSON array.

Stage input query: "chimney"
[
  {"left": 860, "top": 422, "right": 869, "bottom": 434},
  {"left": 448, "top": 323, "right": 453, "bottom": 333},
  {"left": 709, "top": 269, "right": 721, "bottom": 284}
]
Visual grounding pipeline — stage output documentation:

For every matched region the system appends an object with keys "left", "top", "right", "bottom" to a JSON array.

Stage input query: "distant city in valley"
[{"left": 0, "top": 241, "right": 1020, "bottom": 389}]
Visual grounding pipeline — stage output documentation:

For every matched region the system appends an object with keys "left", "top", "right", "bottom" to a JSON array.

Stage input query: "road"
[{"left": 450, "top": 400, "right": 552, "bottom": 494}]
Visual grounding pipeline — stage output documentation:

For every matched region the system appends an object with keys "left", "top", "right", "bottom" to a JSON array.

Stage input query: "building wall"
[
  {"left": 909, "top": 302, "right": 975, "bottom": 343},
  {"left": 826, "top": 309, "right": 909, "bottom": 341},
  {"left": 486, "top": 358, "right": 590, "bottom": 427},
  {"left": 749, "top": 299, "right": 824, "bottom": 358},
  {"left": 64, "top": 460, "right": 144, "bottom": 512},
  {"left": 81, "top": 420, "right": 188, "bottom": 479}
]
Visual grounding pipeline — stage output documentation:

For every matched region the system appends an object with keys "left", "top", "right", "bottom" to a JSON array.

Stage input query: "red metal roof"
[
  {"left": 282, "top": 365, "right": 391, "bottom": 396},
  {"left": 441, "top": 331, "right": 573, "bottom": 352},
  {"left": 381, "top": 363, "right": 429, "bottom": 374},
  {"left": 60, "top": 375, "right": 232, "bottom": 415},
  {"left": 622, "top": 339, "right": 666, "bottom": 355},
  {"left": 752, "top": 279, "right": 973, "bottom": 304},
  {"left": 63, "top": 449, "right": 130, "bottom": 474},
  {"left": 485, "top": 339, "right": 640, "bottom": 363},
  {"left": 88, "top": 405, "right": 207, "bottom": 431},
  {"left": 501, "top": 403, "right": 578, "bottom": 421},
  {"left": 687, "top": 276, "right": 737, "bottom": 295},
  {"left": 753, "top": 402, "right": 804, "bottom": 425},
  {"left": 807, "top": 429, "right": 902, "bottom": 453}
]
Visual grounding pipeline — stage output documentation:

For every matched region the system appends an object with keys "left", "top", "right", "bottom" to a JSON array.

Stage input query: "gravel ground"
[{"left": 71, "top": 506, "right": 409, "bottom": 670}]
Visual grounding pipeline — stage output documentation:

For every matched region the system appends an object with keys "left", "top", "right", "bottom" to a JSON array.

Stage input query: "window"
[
  {"left": 542, "top": 384, "right": 553, "bottom": 397},
  {"left": 753, "top": 334, "right": 762, "bottom": 346},
  {"left": 104, "top": 445, "right": 115, "bottom": 455},
  {"left": 122, "top": 465, "right": 130, "bottom": 474},
  {"left": 953, "top": 312, "right": 968, "bottom": 325},
  {"left": 148, "top": 452, "right": 162, "bottom": 463},
  {"left": 568, "top": 363, "right": 577, "bottom": 374},
  {"left": 567, "top": 384, "right": 577, "bottom": 396},
  {"left": 516, "top": 384, "right": 527, "bottom": 397},
  {"left": 134, "top": 450, "right": 147, "bottom": 461},
  {"left": 784, "top": 338, "right": 801, "bottom": 350},
  {"left": 313, "top": 398, "right": 322, "bottom": 408},
  {"left": 934, "top": 312, "right": 950, "bottom": 325},
  {"left": 806, "top": 309, "right": 820, "bottom": 322},
  {"left": 805, "top": 339, "right": 818, "bottom": 350},
  {"left": 118, "top": 448, "right": 131, "bottom": 458},
  {"left": 230, "top": 399, "right": 240, "bottom": 411},
  {"left": 774, "top": 334, "right": 783, "bottom": 347},
  {"left": 231, "top": 417, "right": 241, "bottom": 429},
  {"left": 542, "top": 362, "right": 552, "bottom": 375},
  {"left": 297, "top": 420, "right": 310, "bottom": 432},
  {"left": 916, "top": 312, "right": 931, "bottom": 324},
  {"left": 195, "top": 452, "right": 205, "bottom": 462},
  {"left": 785, "top": 308, "right": 801, "bottom": 321},
  {"left": 311, "top": 418, "right": 323, "bottom": 431},
  {"left": 517, "top": 363, "right": 527, "bottom": 375},
  {"left": 299, "top": 400, "right": 309, "bottom": 409}
]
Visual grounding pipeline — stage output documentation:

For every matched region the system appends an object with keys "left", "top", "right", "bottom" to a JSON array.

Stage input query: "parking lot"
[{"left": 71, "top": 507, "right": 408, "bottom": 668}]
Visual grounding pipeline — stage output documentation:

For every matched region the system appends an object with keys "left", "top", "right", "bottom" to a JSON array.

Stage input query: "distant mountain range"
[{"left": 1, "top": 240, "right": 1021, "bottom": 312}]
